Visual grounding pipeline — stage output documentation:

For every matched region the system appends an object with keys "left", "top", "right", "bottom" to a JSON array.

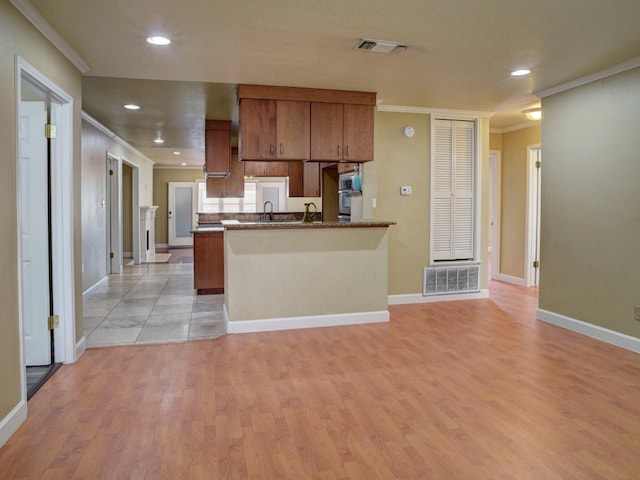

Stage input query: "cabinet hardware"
[
  {"left": 270, "top": 144, "right": 275, "bottom": 155},
  {"left": 280, "top": 144, "right": 284, "bottom": 154},
  {"left": 337, "top": 145, "right": 340, "bottom": 157},
  {"left": 345, "top": 145, "right": 349, "bottom": 157}
]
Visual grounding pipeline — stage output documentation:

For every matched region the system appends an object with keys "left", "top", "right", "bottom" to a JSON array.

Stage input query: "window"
[
  {"left": 431, "top": 119, "right": 475, "bottom": 261},
  {"left": 197, "top": 181, "right": 257, "bottom": 213}
]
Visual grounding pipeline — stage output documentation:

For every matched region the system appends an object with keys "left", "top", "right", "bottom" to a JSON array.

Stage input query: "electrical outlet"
[
  {"left": 372, "top": 198, "right": 377, "bottom": 208},
  {"left": 635, "top": 305, "right": 640, "bottom": 321},
  {"left": 400, "top": 185, "right": 412, "bottom": 196}
]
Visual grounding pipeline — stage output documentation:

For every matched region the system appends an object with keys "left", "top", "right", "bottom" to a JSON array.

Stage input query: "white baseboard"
[
  {"left": 155, "top": 243, "right": 169, "bottom": 250},
  {"left": 123, "top": 251, "right": 133, "bottom": 258},
  {"left": 492, "top": 273, "right": 526, "bottom": 286},
  {"left": 225, "top": 306, "right": 389, "bottom": 334},
  {"left": 388, "top": 289, "right": 490, "bottom": 305},
  {"left": 537, "top": 308, "right": 640, "bottom": 354},
  {"left": 82, "top": 276, "right": 108, "bottom": 299},
  {"left": 0, "top": 400, "right": 27, "bottom": 448},
  {"left": 75, "top": 335, "right": 86, "bottom": 361}
]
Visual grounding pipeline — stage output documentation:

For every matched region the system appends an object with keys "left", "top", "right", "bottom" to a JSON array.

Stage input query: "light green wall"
[
  {"left": 373, "top": 111, "right": 490, "bottom": 295},
  {"left": 0, "top": 0, "right": 82, "bottom": 424},
  {"left": 539, "top": 67, "right": 640, "bottom": 338},
  {"left": 499, "top": 125, "right": 541, "bottom": 278}
]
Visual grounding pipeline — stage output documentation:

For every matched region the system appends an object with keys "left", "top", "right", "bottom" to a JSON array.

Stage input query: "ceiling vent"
[{"left": 355, "top": 39, "right": 407, "bottom": 54}]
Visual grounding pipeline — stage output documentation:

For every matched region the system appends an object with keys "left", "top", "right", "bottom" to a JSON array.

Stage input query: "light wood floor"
[{"left": 2, "top": 280, "right": 639, "bottom": 479}]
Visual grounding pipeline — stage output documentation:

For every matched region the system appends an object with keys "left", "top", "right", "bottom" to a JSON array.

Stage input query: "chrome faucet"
[{"left": 263, "top": 201, "right": 274, "bottom": 222}]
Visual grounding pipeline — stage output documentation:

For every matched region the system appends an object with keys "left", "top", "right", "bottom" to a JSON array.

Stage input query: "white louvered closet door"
[{"left": 431, "top": 119, "right": 475, "bottom": 261}]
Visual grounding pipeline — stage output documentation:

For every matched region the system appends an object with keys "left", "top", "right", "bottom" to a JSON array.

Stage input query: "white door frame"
[
  {"left": 16, "top": 57, "right": 77, "bottom": 377},
  {"left": 489, "top": 150, "right": 502, "bottom": 280},
  {"left": 106, "top": 153, "right": 123, "bottom": 273},
  {"left": 525, "top": 144, "right": 542, "bottom": 287},
  {"left": 123, "top": 158, "right": 141, "bottom": 265}
]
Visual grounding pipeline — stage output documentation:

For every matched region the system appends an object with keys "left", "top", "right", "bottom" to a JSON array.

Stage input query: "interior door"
[
  {"left": 168, "top": 182, "right": 196, "bottom": 247},
  {"left": 20, "top": 85, "right": 53, "bottom": 366}
]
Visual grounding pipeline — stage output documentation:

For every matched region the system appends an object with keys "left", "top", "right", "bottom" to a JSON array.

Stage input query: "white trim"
[
  {"left": 16, "top": 57, "right": 77, "bottom": 372},
  {"left": 0, "top": 400, "right": 27, "bottom": 448},
  {"left": 75, "top": 336, "right": 86, "bottom": 361},
  {"left": 9, "top": 0, "right": 90, "bottom": 73},
  {"left": 82, "top": 275, "right": 108, "bottom": 299},
  {"left": 377, "top": 104, "right": 494, "bottom": 119},
  {"left": 388, "top": 289, "right": 490, "bottom": 305},
  {"left": 525, "top": 145, "right": 541, "bottom": 287},
  {"left": 537, "top": 309, "right": 640, "bottom": 354},
  {"left": 490, "top": 120, "right": 541, "bottom": 134},
  {"left": 536, "top": 56, "right": 640, "bottom": 98},
  {"left": 82, "top": 112, "right": 154, "bottom": 166},
  {"left": 106, "top": 154, "right": 123, "bottom": 274},
  {"left": 492, "top": 273, "right": 527, "bottom": 286},
  {"left": 225, "top": 306, "right": 389, "bottom": 333},
  {"left": 154, "top": 165, "right": 204, "bottom": 170},
  {"left": 155, "top": 243, "right": 169, "bottom": 250}
]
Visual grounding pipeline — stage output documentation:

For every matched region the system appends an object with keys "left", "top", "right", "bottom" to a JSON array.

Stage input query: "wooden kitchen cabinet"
[
  {"left": 205, "top": 120, "right": 231, "bottom": 174},
  {"left": 244, "top": 160, "right": 289, "bottom": 177},
  {"left": 310, "top": 103, "right": 374, "bottom": 162},
  {"left": 207, "top": 148, "right": 244, "bottom": 198},
  {"left": 239, "top": 98, "right": 310, "bottom": 160},
  {"left": 193, "top": 231, "right": 224, "bottom": 294},
  {"left": 288, "top": 162, "right": 320, "bottom": 197}
]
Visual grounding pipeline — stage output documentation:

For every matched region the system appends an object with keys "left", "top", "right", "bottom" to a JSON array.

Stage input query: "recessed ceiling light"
[
  {"left": 511, "top": 68, "right": 531, "bottom": 76},
  {"left": 146, "top": 36, "right": 171, "bottom": 46},
  {"left": 154, "top": 138, "right": 164, "bottom": 144},
  {"left": 172, "top": 151, "right": 181, "bottom": 155},
  {"left": 124, "top": 104, "right": 140, "bottom": 110},
  {"left": 180, "top": 162, "right": 187, "bottom": 166}
]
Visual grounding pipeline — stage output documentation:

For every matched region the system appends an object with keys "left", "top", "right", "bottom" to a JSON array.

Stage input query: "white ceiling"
[{"left": 24, "top": 0, "right": 640, "bottom": 167}]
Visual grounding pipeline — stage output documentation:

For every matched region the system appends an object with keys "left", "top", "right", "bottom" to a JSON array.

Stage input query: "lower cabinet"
[{"left": 193, "top": 231, "right": 224, "bottom": 294}]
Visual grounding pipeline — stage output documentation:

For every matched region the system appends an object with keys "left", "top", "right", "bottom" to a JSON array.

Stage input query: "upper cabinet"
[
  {"left": 239, "top": 98, "right": 310, "bottom": 160},
  {"left": 207, "top": 147, "right": 244, "bottom": 198},
  {"left": 238, "top": 85, "right": 375, "bottom": 163},
  {"left": 309, "top": 103, "right": 374, "bottom": 162},
  {"left": 205, "top": 120, "right": 231, "bottom": 175}
]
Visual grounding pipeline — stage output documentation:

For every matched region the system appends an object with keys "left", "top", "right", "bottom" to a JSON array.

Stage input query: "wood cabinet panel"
[
  {"left": 268, "top": 161, "right": 290, "bottom": 176},
  {"left": 239, "top": 98, "right": 276, "bottom": 160},
  {"left": 343, "top": 104, "right": 374, "bottom": 162},
  {"left": 288, "top": 162, "right": 303, "bottom": 197},
  {"left": 244, "top": 160, "right": 269, "bottom": 177},
  {"left": 303, "top": 162, "right": 320, "bottom": 197},
  {"left": 276, "top": 100, "right": 310, "bottom": 159},
  {"left": 193, "top": 231, "right": 224, "bottom": 294},
  {"left": 310, "top": 102, "right": 343, "bottom": 161},
  {"left": 205, "top": 122, "right": 231, "bottom": 174}
]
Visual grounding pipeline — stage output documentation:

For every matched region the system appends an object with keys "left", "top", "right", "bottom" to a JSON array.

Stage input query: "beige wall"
[
  {"left": 373, "top": 111, "right": 490, "bottom": 295},
  {"left": 539, "top": 67, "right": 640, "bottom": 338},
  {"left": 497, "top": 125, "right": 541, "bottom": 278},
  {"left": 0, "top": 0, "right": 82, "bottom": 426},
  {"left": 81, "top": 120, "right": 154, "bottom": 292}
]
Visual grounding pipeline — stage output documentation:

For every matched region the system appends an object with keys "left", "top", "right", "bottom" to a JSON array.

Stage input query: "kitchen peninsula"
[{"left": 222, "top": 221, "right": 394, "bottom": 333}]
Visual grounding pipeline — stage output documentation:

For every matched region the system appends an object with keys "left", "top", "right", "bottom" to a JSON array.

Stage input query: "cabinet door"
[
  {"left": 240, "top": 98, "right": 276, "bottom": 159},
  {"left": 343, "top": 104, "right": 374, "bottom": 162},
  {"left": 276, "top": 100, "right": 310, "bottom": 159},
  {"left": 224, "top": 149, "right": 245, "bottom": 197},
  {"left": 310, "top": 102, "right": 343, "bottom": 161},
  {"left": 268, "top": 161, "right": 290, "bottom": 177},
  {"left": 244, "top": 161, "right": 269, "bottom": 177},
  {"left": 205, "top": 128, "right": 231, "bottom": 174},
  {"left": 288, "top": 162, "right": 304, "bottom": 197},
  {"left": 303, "top": 162, "right": 320, "bottom": 197},
  {"left": 193, "top": 232, "right": 224, "bottom": 293}
]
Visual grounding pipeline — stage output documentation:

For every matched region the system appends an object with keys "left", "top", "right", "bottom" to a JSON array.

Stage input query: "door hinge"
[
  {"left": 110, "top": 252, "right": 114, "bottom": 259},
  {"left": 535, "top": 161, "right": 541, "bottom": 169},
  {"left": 533, "top": 260, "right": 540, "bottom": 268},
  {"left": 109, "top": 169, "right": 114, "bottom": 176},
  {"left": 48, "top": 315, "right": 60, "bottom": 330},
  {"left": 45, "top": 124, "right": 57, "bottom": 139}
]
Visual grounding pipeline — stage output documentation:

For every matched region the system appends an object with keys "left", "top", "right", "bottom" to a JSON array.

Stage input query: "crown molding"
[
  {"left": 490, "top": 120, "right": 541, "bottom": 134},
  {"left": 153, "top": 165, "right": 203, "bottom": 170},
  {"left": 377, "top": 104, "right": 495, "bottom": 119},
  {"left": 536, "top": 55, "right": 640, "bottom": 98},
  {"left": 81, "top": 111, "right": 154, "bottom": 166},
  {"left": 9, "top": 0, "right": 90, "bottom": 74}
]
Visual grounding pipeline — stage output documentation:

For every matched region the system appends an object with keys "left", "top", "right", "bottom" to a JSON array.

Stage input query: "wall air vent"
[
  {"left": 355, "top": 39, "right": 407, "bottom": 54},
  {"left": 423, "top": 264, "right": 480, "bottom": 296}
]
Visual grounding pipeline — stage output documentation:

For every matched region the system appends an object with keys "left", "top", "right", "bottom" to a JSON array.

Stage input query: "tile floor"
[{"left": 84, "top": 251, "right": 226, "bottom": 347}]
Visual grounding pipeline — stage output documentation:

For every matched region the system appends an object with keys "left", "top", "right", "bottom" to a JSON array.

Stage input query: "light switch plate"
[
  {"left": 400, "top": 185, "right": 412, "bottom": 195},
  {"left": 635, "top": 305, "right": 640, "bottom": 321}
]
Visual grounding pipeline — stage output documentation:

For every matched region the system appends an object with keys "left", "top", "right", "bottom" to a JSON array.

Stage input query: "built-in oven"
[{"left": 338, "top": 171, "right": 361, "bottom": 221}]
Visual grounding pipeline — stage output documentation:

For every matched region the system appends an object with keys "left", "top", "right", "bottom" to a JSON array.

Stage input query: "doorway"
[
  {"left": 168, "top": 182, "right": 197, "bottom": 247},
  {"left": 489, "top": 151, "right": 502, "bottom": 281},
  {"left": 526, "top": 145, "right": 542, "bottom": 287},
  {"left": 17, "top": 58, "right": 76, "bottom": 400}
]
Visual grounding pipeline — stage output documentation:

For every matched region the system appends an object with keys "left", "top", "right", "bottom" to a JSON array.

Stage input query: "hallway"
[{"left": 83, "top": 249, "right": 226, "bottom": 347}]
